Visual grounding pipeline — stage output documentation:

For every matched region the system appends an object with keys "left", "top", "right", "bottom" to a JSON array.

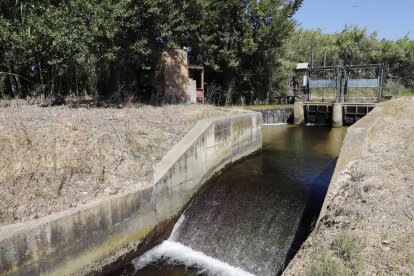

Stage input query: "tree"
[{"left": 192, "top": 0, "right": 303, "bottom": 104}]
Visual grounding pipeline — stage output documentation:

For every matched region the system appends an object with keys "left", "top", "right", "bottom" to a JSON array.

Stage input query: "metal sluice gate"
[
  {"left": 294, "top": 63, "right": 384, "bottom": 126},
  {"left": 304, "top": 102, "right": 376, "bottom": 125}
]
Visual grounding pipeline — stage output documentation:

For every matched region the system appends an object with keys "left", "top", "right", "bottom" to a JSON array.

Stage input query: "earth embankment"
[
  {"left": 284, "top": 97, "right": 414, "bottom": 275},
  {"left": 0, "top": 105, "right": 229, "bottom": 226}
]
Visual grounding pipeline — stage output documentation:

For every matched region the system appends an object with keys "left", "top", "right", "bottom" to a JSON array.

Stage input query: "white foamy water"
[
  {"left": 133, "top": 213, "right": 254, "bottom": 275},
  {"left": 132, "top": 240, "right": 255, "bottom": 276},
  {"left": 263, "top": 123, "right": 288, "bottom": 126},
  {"left": 168, "top": 213, "right": 186, "bottom": 241}
]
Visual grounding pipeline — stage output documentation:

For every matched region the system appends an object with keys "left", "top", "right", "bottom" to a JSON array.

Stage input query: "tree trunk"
[
  {"left": 266, "top": 76, "right": 272, "bottom": 105},
  {"left": 15, "top": 74, "right": 23, "bottom": 97},
  {"left": 9, "top": 69, "right": 17, "bottom": 97},
  {"left": 110, "top": 62, "right": 121, "bottom": 97}
]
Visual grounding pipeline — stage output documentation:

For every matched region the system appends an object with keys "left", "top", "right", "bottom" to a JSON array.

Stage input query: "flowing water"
[
  {"left": 121, "top": 125, "right": 347, "bottom": 276},
  {"left": 259, "top": 108, "right": 293, "bottom": 125}
]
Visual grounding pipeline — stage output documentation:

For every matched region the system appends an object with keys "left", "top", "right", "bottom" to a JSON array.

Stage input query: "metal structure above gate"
[{"left": 295, "top": 62, "right": 385, "bottom": 103}]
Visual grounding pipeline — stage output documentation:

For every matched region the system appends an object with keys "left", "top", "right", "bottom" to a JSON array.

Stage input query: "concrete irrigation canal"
[
  {"left": 113, "top": 125, "right": 347, "bottom": 275},
  {"left": 3, "top": 98, "right": 413, "bottom": 275}
]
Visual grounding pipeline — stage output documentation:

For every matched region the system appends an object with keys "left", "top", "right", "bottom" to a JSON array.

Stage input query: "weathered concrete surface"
[
  {"left": 284, "top": 98, "right": 414, "bottom": 275},
  {"left": 187, "top": 78, "right": 197, "bottom": 104},
  {"left": 283, "top": 103, "right": 384, "bottom": 275},
  {"left": 0, "top": 110, "right": 262, "bottom": 276},
  {"left": 154, "top": 50, "right": 190, "bottom": 103},
  {"left": 0, "top": 185, "right": 156, "bottom": 276},
  {"left": 293, "top": 101, "right": 305, "bottom": 125},
  {"left": 256, "top": 108, "right": 293, "bottom": 125},
  {"left": 332, "top": 102, "right": 343, "bottom": 127},
  {"left": 318, "top": 104, "right": 383, "bottom": 224},
  {"left": 153, "top": 111, "right": 262, "bottom": 225}
]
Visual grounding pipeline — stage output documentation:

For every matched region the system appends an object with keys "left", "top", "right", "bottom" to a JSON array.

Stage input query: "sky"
[{"left": 293, "top": 0, "right": 414, "bottom": 40}]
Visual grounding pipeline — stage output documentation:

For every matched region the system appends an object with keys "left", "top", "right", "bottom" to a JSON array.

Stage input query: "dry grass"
[
  {"left": 284, "top": 97, "right": 414, "bottom": 276},
  {"left": 0, "top": 104, "right": 229, "bottom": 226},
  {"left": 306, "top": 231, "right": 364, "bottom": 276}
]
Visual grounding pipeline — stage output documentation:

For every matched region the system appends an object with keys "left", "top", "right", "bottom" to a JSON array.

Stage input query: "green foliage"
[
  {"left": 282, "top": 26, "right": 414, "bottom": 92},
  {"left": 6, "top": 1, "right": 414, "bottom": 103},
  {"left": 193, "top": 0, "right": 303, "bottom": 104},
  {"left": 0, "top": 0, "right": 201, "bottom": 98},
  {"left": 0, "top": 0, "right": 303, "bottom": 103}
]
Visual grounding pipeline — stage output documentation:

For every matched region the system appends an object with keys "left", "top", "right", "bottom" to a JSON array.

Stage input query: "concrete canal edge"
[
  {"left": 0, "top": 111, "right": 262, "bottom": 276},
  {"left": 282, "top": 103, "right": 384, "bottom": 275},
  {"left": 317, "top": 104, "right": 383, "bottom": 224},
  {"left": 256, "top": 108, "right": 293, "bottom": 125}
]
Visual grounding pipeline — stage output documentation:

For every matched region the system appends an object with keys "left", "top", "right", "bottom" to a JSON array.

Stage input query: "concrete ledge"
[
  {"left": 318, "top": 105, "right": 383, "bottom": 224},
  {"left": 256, "top": 108, "right": 293, "bottom": 125},
  {"left": 0, "top": 110, "right": 262, "bottom": 276},
  {"left": 153, "top": 111, "right": 262, "bottom": 225},
  {"left": 0, "top": 186, "right": 156, "bottom": 276}
]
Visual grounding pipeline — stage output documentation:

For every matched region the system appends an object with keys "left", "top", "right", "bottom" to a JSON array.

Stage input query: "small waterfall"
[
  {"left": 133, "top": 240, "right": 254, "bottom": 276},
  {"left": 132, "top": 155, "right": 313, "bottom": 276},
  {"left": 129, "top": 125, "right": 347, "bottom": 276},
  {"left": 132, "top": 213, "right": 254, "bottom": 276},
  {"left": 258, "top": 108, "right": 294, "bottom": 125}
]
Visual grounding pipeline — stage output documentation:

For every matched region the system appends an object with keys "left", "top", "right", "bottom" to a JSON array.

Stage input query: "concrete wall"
[
  {"left": 317, "top": 105, "right": 383, "bottom": 224},
  {"left": 0, "top": 111, "right": 262, "bottom": 276},
  {"left": 187, "top": 78, "right": 197, "bottom": 104},
  {"left": 153, "top": 111, "right": 262, "bottom": 226},
  {"left": 257, "top": 108, "right": 293, "bottom": 125}
]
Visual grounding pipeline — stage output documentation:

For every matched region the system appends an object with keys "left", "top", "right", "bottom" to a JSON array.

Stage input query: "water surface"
[{"left": 125, "top": 125, "right": 347, "bottom": 275}]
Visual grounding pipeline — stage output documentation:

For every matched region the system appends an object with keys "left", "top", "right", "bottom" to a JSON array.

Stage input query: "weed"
[
  {"left": 124, "top": 121, "right": 143, "bottom": 160},
  {"left": 384, "top": 79, "right": 414, "bottom": 97},
  {"left": 307, "top": 248, "right": 346, "bottom": 276},
  {"left": 349, "top": 165, "right": 365, "bottom": 182},
  {"left": 306, "top": 232, "right": 364, "bottom": 276},
  {"left": 205, "top": 83, "right": 224, "bottom": 104},
  {"left": 224, "top": 81, "right": 235, "bottom": 106},
  {"left": 331, "top": 232, "right": 364, "bottom": 273},
  {"left": 52, "top": 139, "right": 57, "bottom": 179},
  {"left": 96, "top": 135, "right": 105, "bottom": 183}
]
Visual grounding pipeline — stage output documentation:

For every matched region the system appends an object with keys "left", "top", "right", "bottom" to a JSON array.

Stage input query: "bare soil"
[
  {"left": 0, "top": 104, "right": 229, "bottom": 227},
  {"left": 284, "top": 97, "right": 414, "bottom": 275}
]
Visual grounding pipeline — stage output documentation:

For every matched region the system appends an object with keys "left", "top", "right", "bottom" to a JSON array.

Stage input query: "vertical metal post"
[
  {"left": 335, "top": 66, "right": 342, "bottom": 103},
  {"left": 307, "top": 68, "right": 311, "bottom": 101},
  {"left": 343, "top": 68, "right": 348, "bottom": 103},
  {"left": 310, "top": 45, "right": 314, "bottom": 70},
  {"left": 201, "top": 68, "right": 205, "bottom": 104},
  {"left": 379, "top": 65, "right": 385, "bottom": 99}
]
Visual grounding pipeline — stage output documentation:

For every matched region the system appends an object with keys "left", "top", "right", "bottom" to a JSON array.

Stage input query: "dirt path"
[
  {"left": 0, "top": 105, "right": 229, "bottom": 227},
  {"left": 284, "top": 97, "right": 414, "bottom": 275}
]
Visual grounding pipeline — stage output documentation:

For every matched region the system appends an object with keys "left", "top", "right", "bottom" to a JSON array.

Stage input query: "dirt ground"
[
  {"left": 284, "top": 97, "right": 414, "bottom": 275},
  {"left": 0, "top": 104, "right": 229, "bottom": 227}
]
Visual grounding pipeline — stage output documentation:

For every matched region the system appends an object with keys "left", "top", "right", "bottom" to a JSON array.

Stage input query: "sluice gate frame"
[{"left": 294, "top": 63, "right": 384, "bottom": 126}]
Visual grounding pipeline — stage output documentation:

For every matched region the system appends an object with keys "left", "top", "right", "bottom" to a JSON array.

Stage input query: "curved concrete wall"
[
  {"left": 0, "top": 111, "right": 262, "bottom": 276},
  {"left": 153, "top": 112, "right": 262, "bottom": 223}
]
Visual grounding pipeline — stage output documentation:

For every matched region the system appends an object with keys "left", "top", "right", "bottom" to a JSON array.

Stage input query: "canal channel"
[{"left": 118, "top": 124, "right": 347, "bottom": 276}]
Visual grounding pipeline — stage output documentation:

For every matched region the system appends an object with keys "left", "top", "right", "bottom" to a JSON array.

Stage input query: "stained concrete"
[
  {"left": 317, "top": 105, "right": 383, "bottom": 224},
  {"left": 256, "top": 108, "right": 293, "bottom": 125},
  {"left": 153, "top": 111, "right": 262, "bottom": 226},
  {"left": 0, "top": 110, "right": 262, "bottom": 276},
  {"left": 293, "top": 101, "right": 305, "bottom": 125},
  {"left": 332, "top": 102, "right": 343, "bottom": 128}
]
